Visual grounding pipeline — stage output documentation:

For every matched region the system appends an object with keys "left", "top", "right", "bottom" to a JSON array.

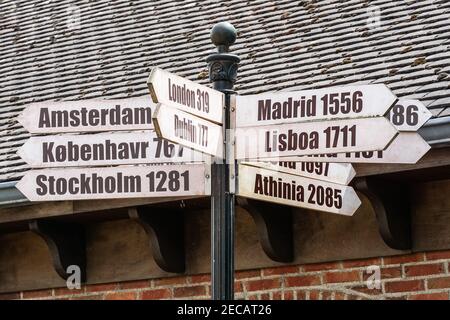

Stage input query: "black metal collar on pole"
[{"left": 207, "top": 22, "right": 240, "bottom": 300}]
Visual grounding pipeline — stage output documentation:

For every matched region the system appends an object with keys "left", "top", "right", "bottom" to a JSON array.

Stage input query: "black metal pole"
[{"left": 206, "top": 22, "right": 240, "bottom": 300}]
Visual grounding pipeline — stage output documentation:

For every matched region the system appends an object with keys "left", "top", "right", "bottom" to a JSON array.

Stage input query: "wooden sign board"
[
  {"left": 262, "top": 132, "right": 430, "bottom": 164},
  {"left": 16, "top": 164, "right": 210, "bottom": 201},
  {"left": 236, "top": 84, "right": 397, "bottom": 127},
  {"left": 237, "top": 165, "right": 361, "bottom": 216},
  {"left": 235, "top": 117, "right": 398, "bottom": 160},
  {"left": 153, "top": 104, "right": 223, "bottom": 158},
  {"left": 386, "top": 99, "right": 432, "bottom": 131},
  {"left": 148, "top": 67, "right": 224, "bottom": 124},
  {"left": 17, "top": 131, "right": 206, "bottom": 168},
  {"left": 17, "top": 96, "right": 155, "bottom": 134},
  {"left": 242, "top": 162, "right": 355, "bottom": 185}
]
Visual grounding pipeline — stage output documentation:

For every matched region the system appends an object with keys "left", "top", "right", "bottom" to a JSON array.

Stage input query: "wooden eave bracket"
[
  {"left": 128, "top": 207, "right": 185, "bottom": 273},
  {"left": 354, "top": 176, "right": 412, "bottom": 250},
  {"left": 28, "top": 219, "right": 86, "bottom": 282},
  {"left": 237, "top": 197, "right": 294, "bottom": 263}
]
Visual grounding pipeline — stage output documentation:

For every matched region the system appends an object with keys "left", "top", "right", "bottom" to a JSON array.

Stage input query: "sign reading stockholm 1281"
[{"left": 148, "top": 67, "right": 224, "bottom": 124}]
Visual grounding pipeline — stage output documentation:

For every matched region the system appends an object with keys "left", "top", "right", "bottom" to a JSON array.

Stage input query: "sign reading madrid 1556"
[
  {"left": 16, "top": 164, "right": 209, "bottom": 201},
  {"left": 237, "top": 165, "right": 361, "bottom": 216},
  {"left": 17, "top": 96, "right": 155, "bottom": 134},
  {"left": 17, "top": 131, "right": 205, "bottom": 168},
  {"left": 235, "top": 117, "right": 397, "bottom": 160},
  {"left": 148, "top": 67, "right": 224, "bottom": 124},
  {"left": 235, "top": 84, "right": 396, "bottom": 127},
  {"left": 153, "top": 103, "right": 223, "bottom": 157}
]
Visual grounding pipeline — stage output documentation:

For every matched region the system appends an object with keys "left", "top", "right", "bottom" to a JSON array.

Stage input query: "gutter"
[{"left": 0, "top": 116, "right": 449, "bottom": 209}]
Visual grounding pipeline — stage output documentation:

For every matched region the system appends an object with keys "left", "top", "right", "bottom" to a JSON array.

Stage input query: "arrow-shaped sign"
[
  {"left": 241, "top": 162, "right": 355, "bottom": 185},
  {"left": 386, "top": 99, "right": 432, "bottom": 132},
  {"left": 153, "top": 103, "right": 224, "bottom": 158},
  {"left": 17, "top": 131, "right": 205, "bottom": 168},
  {"left": 148, "top": 67, "right": 224, "bottom": 124},
  {"left": 237, "top": 164, "right": 361, "bottom": 216},
  {"left": 235, "top": 84, "right": 397, "bottom": 127},
  {"left": 17, "top": 96, "right": 155, "bottom": 134},
  {"left": 16, "top": 164, "right": 210, "bottom": 202},
  {"left": 235, "top": 117, "right": 398, "bottom": 160},
  {"left": 261, "top": 132, "right": 430, "bottom": 164}
]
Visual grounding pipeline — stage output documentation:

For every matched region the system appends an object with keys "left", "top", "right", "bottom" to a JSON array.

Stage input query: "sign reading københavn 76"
[
  {"left": 16, "top": 164, "right": 210, "bottom": 201},
  {"left": 153, "top": 104, "right": 223, "bottom": 157},
  {"left": 17, "top": 96, "right": 155, "bottom": 134},
  {"left": 148, "top": 67, "right": 224, "bottom": 124},
  {"left": 17, "top": 131, "right": 205, "bottom": 168},
  {"left": 235, "top": 84, "right": 397, "bottom": 127},
  {"left": 235, "top": 117, "right": 398, "bottom": 160},
  {"left": 237, "top": 165, "right": 361, "bottom": 216}
]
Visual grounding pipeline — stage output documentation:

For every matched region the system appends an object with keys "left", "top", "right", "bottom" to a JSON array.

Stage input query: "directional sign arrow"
[
  {"left": 235, "top": 117, "right": 398, "bottom": 160},
  {"left": 16, "top": 164, "right": 210, "bottom": 202},
  {"left": 153, "top": 103, "right": 223, "bottom": 158},
  {"left": 386, "top": 99, "right": 432, "bottom": 131},
  {"left": 237, "top": 164, "right": 361, "bottom": 216},
  {"left": 236, "top": 84, "right": 397, "bottom": 128},
  {"left": 17, "top": 96, "right": 155, "bottom": 134},
  {"left": 148, "top": 67, "right": 224, "bottom": 124},
  {"left": 241, "top": 161, "right": 356, "bottom": 185},
  {"left": 264, "top": 132, "right": 430, "bottom": 164},
  {"left": 17, "top": 131, "right": 206, "bottom": 168}
]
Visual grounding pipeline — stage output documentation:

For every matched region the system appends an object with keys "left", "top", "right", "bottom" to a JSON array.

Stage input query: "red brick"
[
  {"left": 296, "top": 290, "right": 306, "bottom": 300},
  {"left": 142, "top": 289, "right": 172, "bottom": 300},
  {"left": 119, "top": 280, "right": 151, "bottom": 290},
  {"left": 342, "top": 258, "right": 382, "bottom": 268},
  {"left": 334, "top": 292, "right": 346, "bottom": 300},
  {"left": 404, "top": 263, "right": 445, "bottom": 277},
  {"left": 262, "top": 266, "right": 299, "bottom": 276},
  {"left": 153, "top": 276, "right": 187, "bottom": 287},
  {"left": 0, "top": 292, "right": 20, "bottom": 300},
  {"left": 428, "top": 276, "right": 450, "bottom": 289},
  {"left": 248, "top": 294, "right": 258, "bottom": 300},
  {"left": 70, "top": 294, "right": 103, "bottom": 300},
  {"left": 272, "top": 292, "right": 282, "bottom": 300},
  {"left": 85, "top": 283, "right": 118, "bottom": 293},
  {"left": 426, "top": 250, "right": 450, "bottom": 261},
  {"left": 383, "top": 253, "right": 425, "bottom": 265},
  {"left": 284, "top": 291, "right": 294, "bottom": 300},
  {"left": 409, "top": 292, "right": 449, "bottom": 300},
  {"left": 173, "top": 286, "right": 206, "bottom": 298},
  {"left": 350, "top": 285, "right": 382, "bottom": 296},
  {"left": 285, "top": 275, "right": 321, "bottom": 287},
  {"left": 190, "top": 274, "right": 211, "bottom": 284},
  {"left": 384, "top": 280, "right": 424, "bottom": 293},
  {"left": 22, "top": 289, "right": 53, "bottom": 299},
  {"left": 260, "top": 293, "right": 270, "bottom": 300},
  {"left": 54, "top": 287, "right": 84, "bottom": 296},
  {"left": 308, "top": 290, "right": 320, "bottom": 300},
  {"left": 322, "top": 292, "right": 332, "bottom": 300},
  {"left": 104, "top": 292, "right": 137, "bottom": 300},
  {"left": 362, "top": 266, "right": 401, "bottom": 282},
  {"left": 302, "top": 261, "right": 341, "bottom": 272},
  {"left": 234, "top": 281, "right": 243, "bottom": 293},
  {"left": 324, "top": 270, "right": 360, "bottom": 284},
  {"left": 246, "top": 279, "right": 281, "bottom": 292},
  {"left": 235, "top": 269, "right": 260, "bottom": 279}
]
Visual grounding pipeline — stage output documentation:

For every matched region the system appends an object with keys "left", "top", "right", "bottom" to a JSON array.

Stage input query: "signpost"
[
  {"left": 17, "top": 96, "right": 155, "bottom": 134},
  {"left": 242, "top": 161, "right": 355, "bottom": 185},
  {"left": 16, "top": 164, "right": 210, "bottom": 201},
  {"left": 235, "top": 84, "right": 397, "bottom": 127},
  {"left": 386, "top": 99, "right": 432, "bottom": 131},
  {"left": 153, "top": 103, "right": 224, "bottom": 157},
  {"left": 235, "top": 117, "right": 398, "bottom": 160},
  {"left": 237, "top": 164, "right": 361, "bottom": 216},
  {"left": 148, "top": 67, "right": 224, "bottom": 124},
  {"left": 17, "top": 131, "right": 205, "bottom": 168}
]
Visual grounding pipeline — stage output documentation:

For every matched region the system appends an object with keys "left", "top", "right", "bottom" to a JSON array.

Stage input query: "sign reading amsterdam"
[
  {"left": 153, "top": 103, "right": 223, "bottom": 157},
  {"left": 17, "top": 96, "right": 155, "bottom": 134},
  {"left": 17, "top": 131, "right": 205, "bottom": 168},
  {"left": 237, "top": 165, "right": 361, "bottom": 216},
  {"left": 16, "top": 164, "right": 209, "bottom": 201},
  {"left": 235, "top": 117, "right": 398, "bottom": 160},
  {"left": 148, "top": 67, "right": 224, "bottom": 124},
  {"left": 242, "top": 161, "right": 355, "bottom": 185},
  {"left": 235, "top": 84, "right": 397, "bottom": 127}
]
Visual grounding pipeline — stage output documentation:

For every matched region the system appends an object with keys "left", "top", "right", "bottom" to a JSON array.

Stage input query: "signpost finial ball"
[{"left": 211, "top": 22, "right": 237, "bottom": 47}]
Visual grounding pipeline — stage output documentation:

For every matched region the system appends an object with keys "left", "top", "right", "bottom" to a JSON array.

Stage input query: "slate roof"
[{"left": 0, "top": 0, "right": 449, "bottom": 182}]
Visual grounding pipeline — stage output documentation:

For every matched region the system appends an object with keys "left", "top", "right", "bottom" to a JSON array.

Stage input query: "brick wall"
[{"left": 2, "top": 250, "right": 450, "bottom": 300}]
